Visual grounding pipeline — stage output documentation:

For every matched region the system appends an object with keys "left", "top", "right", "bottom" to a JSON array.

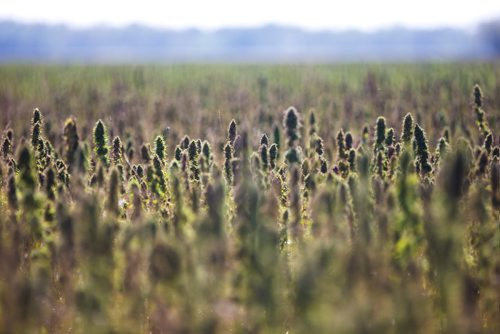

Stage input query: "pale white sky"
[{"left": 1, "top": 0, "right": 499, "bottom": 31}]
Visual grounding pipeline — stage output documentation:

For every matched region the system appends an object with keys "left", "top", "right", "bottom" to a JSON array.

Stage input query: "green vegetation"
[{"left": 0, "top": 64, "right": 499, "bottom": 333}]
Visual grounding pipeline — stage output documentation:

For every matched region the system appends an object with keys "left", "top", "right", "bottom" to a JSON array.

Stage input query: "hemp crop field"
[{"left": 0, "top": 64, "right": 499, "bottom": 333}]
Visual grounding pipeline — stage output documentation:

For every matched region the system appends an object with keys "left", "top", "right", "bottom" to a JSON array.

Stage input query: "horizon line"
[{"left": 1, "top": 17, "right": 495, "bottom": 34}]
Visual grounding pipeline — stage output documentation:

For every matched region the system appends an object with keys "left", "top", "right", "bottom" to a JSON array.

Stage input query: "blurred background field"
[{"left": 1, "top": 63, "right": 499, "bottom": 157}]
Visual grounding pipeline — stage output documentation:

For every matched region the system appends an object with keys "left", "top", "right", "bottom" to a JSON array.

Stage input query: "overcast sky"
[{"left": 1, "top": 0, "right": 500, "bottom": 31}]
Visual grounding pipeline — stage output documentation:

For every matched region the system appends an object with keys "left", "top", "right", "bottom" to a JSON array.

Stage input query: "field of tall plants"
[{"left": 0, "top": 64, "right": 499, "bottom": 333}]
